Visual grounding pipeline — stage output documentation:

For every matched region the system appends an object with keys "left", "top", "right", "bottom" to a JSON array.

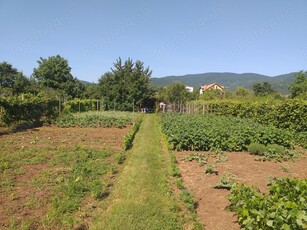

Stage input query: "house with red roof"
[{"left": 199, "top": 83, "right": 224, "bottom": 94}]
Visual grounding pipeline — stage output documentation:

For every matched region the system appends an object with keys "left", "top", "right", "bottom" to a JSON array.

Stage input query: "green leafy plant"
[
  {"left": 248, "top": 143, "right": 267, "bottom": 156},
  {"left": 248, "top": 143, "right": 300, "bottom": 162},
  {"left": 179, "top": 189, "right": 197, "bottom": 212},
  {"left": 214, "top": 173, "right": 236, "bottom": 190},
  {"left": 205, "top": 164, "right": 218, "bottom": 175},
  {"left": 56, "top": 111, "right": 136, "bottom": 128},
  {"left": 123, "top": 116, "right": 142, "bottom": 150},
  {"left": 228, "top": 178, "right": 307, "bottom": 229},
  {"left": 182, "top": 153, "right": 208, "bottom": 166},
  {"left": 161, "top": 114, "right": 294, "bottom": 152}
]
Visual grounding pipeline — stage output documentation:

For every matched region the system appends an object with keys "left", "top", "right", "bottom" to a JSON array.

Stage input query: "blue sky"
[{"left": 1, "top": 0, "right": 307, "bottom": 82}]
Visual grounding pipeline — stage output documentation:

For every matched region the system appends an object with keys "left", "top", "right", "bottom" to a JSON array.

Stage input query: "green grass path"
[{"left": 93, "top": 114, "right": 182, "bottom": 229}]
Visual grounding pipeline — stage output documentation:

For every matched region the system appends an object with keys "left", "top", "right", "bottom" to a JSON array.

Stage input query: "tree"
[
  {"left": 252, "top": 82, "right": 275, "bottom": 96},
  {"left": 85, "top": 84, "right": 102, "bottom": 99},
  {"left": 0, "top": 61, "right": 30, "bottom": 95},
  {"left": 199, "top": 89, "right": 224, "bottom": 100},
  {"left": 234, "top": 87, "right": 251, "bottom": 97},
  {"left": 156, "top": 82, "right": 190, "bottom": 112},
  {"left": 32, "top": 55, "right": 84, "bottom": 98},
  {"left": 99, "top": 58, "right": 152, "bottom": 111},
  {"left": 288, "top": 71, "right": 307, "bottom": 98}
]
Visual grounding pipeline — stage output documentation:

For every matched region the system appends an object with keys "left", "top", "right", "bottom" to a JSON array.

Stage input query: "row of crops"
[
  {"left": 161, "top": 113, "right": 307, "bottom": 229},
  {"left": 160, "top": 114, "right": 295, "bottom": 152},
  {"left": 56, "top": 111, "right": 136, "bottom": 128}
]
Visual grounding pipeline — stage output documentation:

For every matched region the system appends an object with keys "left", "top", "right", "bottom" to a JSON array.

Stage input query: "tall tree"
[
  {"left": 288, "top": 71, "right": 307, "bottom": 98},
  {"left": 99, "top": 58, "right": 152, "bottom": 111},
  {"left": 252, "top": 82, "right": 275, "bottom": 96},
  {"left": 0, "top": 61, "right": 29, "bottom": 95},
  {"left": 156, "top": 82, "right": 189, "bottom": 112},
  {"left": 32, "top": 55, "right": 84, "bottom": 98}
]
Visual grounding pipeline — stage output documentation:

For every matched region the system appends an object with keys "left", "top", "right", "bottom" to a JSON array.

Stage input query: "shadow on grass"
[{"left": 0, "top": 121, "right": 43, "bottom": 135}]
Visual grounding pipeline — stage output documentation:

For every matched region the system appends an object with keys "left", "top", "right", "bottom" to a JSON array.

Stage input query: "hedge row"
[
  {"left": 0, "top": 94, "right": 58, "bottom": 125},
  {"left": 190, "top": 99, "right": 307, "bottom": 132}
]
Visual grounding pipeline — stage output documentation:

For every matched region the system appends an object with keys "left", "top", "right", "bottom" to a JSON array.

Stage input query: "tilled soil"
[
  {"left": 176, "top": 151, "right": 307, "bottom": 230},
  {"left": 0, "top": 125, "right": 131, "bottom": 228}
]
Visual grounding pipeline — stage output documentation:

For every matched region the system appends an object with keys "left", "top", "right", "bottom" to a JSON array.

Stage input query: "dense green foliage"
[
  {"left": 0, "top": 94, "right": 58, "bottom": 126},
  {"left": 228, "top": 178, "right": 307, "bottom": 229},
  {"left": 190, "top": 99, "right": 307, "bottom": 133},
  {"left": 161, "top": 114, "right": 294, "bottom": 152},
  {"left": 63, "top": 98, "right": 103, "bottom": 112},
  {"left": 289, "top": 71, "right": 307, "bottom": 99},
  {"left": 156, "top": 82, "right": 192, "bottom": 111},
  {"left": 253, "top": 81, "right": 275, "bottom": 96},
  {"left": 0, "top": 61, "right": 31, "bottom": 96},
  {"left": 99, "top": 58, "right": 153, "bottom": 111},
  {"left": 32, "top": 55, "right": 85, "bottom": 98},
  {"left": 56, "top": 111, "right": 135, "bottom": 128}
]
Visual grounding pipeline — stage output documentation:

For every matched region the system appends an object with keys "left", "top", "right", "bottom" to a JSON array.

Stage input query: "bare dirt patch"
[
  {"left": 0, "top": 125, "right": 131, "bottom": 152},
  {"left": 0, "top": 125, "right": 131, "bottom": 228},
  {"left": 176, "top": 151, "right": 307, "bottom": 230}
]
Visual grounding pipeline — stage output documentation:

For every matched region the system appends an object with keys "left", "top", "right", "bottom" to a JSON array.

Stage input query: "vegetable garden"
[
  {"left": 161, "top": 108, "right": 307, "bottom": 229},
  {"left": 0, "top": 111, "right": 141, "bottom": 229}
]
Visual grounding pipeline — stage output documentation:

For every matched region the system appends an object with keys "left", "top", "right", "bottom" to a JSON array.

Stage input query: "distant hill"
[
  {"left": 80, "top": 80, "right": 94, "bottom": 86},
  {"left": 150, "top": 72, "right": 297, "bottom": 94}
]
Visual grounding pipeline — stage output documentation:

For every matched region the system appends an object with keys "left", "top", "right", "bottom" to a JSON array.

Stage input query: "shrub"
[
  {"left": 248, "top": 143, "right": 267, "bottom": 156},
  {"left": 228, "top": 178, "right": 307, "bottom": 229},
  {"left": 0, "top": 94, "right": 58, "bottom": 126}
]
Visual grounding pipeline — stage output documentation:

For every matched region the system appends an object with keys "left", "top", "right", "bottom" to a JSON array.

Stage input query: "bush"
[
  {"left": 0, "top": 94, "right": 58, "bottom": 126},
  {"left": 248, "top": 143, "right": 298, "bottom": 161},
  {"left": 228, "top": 178, "right": 307, "bottom": 229},
  {"left": 192, "top": 99, "right": 307, "bottom": 132},
  {"left": 248, "top": 143, "right": 267, "bottom": 156}
]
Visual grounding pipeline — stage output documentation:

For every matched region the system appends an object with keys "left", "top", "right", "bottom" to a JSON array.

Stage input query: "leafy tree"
[
  {"left": 156, "top": 82, "right": 191, "bottom": 112},
  {"left": 32, "top": 55, "right": 84, "bottom": 98},
  {"left": 199, "top": 89, "right": 224, "bottom": 100},
  {"left": 99, "top": 58, "right": 152, "bottom": 111},
  {"left": 165, "top": 82, "right": 189, "bottom": 104},
  {"left": 85, "top": 84, "right": 102, "bottom": 99},
  {"left": 252, "top": 82, "right": 275, "bottom": 96},
  {"left": 0, "top": 61, "right": 30, "bottom": 95},
  {"left": 234, "top": 87, "right": 251, "bottom": 97},
  {"left": 288, "top": 71, "right": 307, "bottom": 98}
]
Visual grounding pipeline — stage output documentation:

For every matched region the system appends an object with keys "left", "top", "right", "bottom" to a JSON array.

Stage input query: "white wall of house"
[{"left": 185, "top": 86, "right": 194, "bottom": 93}]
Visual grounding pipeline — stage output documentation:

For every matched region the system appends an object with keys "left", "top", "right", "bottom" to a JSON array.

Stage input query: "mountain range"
[{"left": 150, "top": 72, "right": 297, "bottom": 94}]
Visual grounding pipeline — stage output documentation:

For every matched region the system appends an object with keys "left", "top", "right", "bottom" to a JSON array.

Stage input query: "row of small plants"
[
  {"left": 248, "top": 143, "right": 300, "bottom": 162},
  {"left": 123, "top": 115, "right": 143, "bottom": 150},
  {"left": 182, "top": 151, "right": 235, "bottom": 189},
  {"left": 56, "top": 111, "right": 135, "bottom": 128},
  {"left": 161, "top": 114, "right": 294, "bottom": 152},
  {"left": 228, "top": 177, "right": 307, "bottom": 229},
  {"left": 190, "top": 99, "right": 307, "bottom": 132},
  {"left": 169, "top": 152, "right": 204, "bottom": 229}
]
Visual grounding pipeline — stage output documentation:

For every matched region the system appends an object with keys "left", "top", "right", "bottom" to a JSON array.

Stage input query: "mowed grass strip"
[{"left": 93, "top": 114, "right": 182, "bottom": 230}]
